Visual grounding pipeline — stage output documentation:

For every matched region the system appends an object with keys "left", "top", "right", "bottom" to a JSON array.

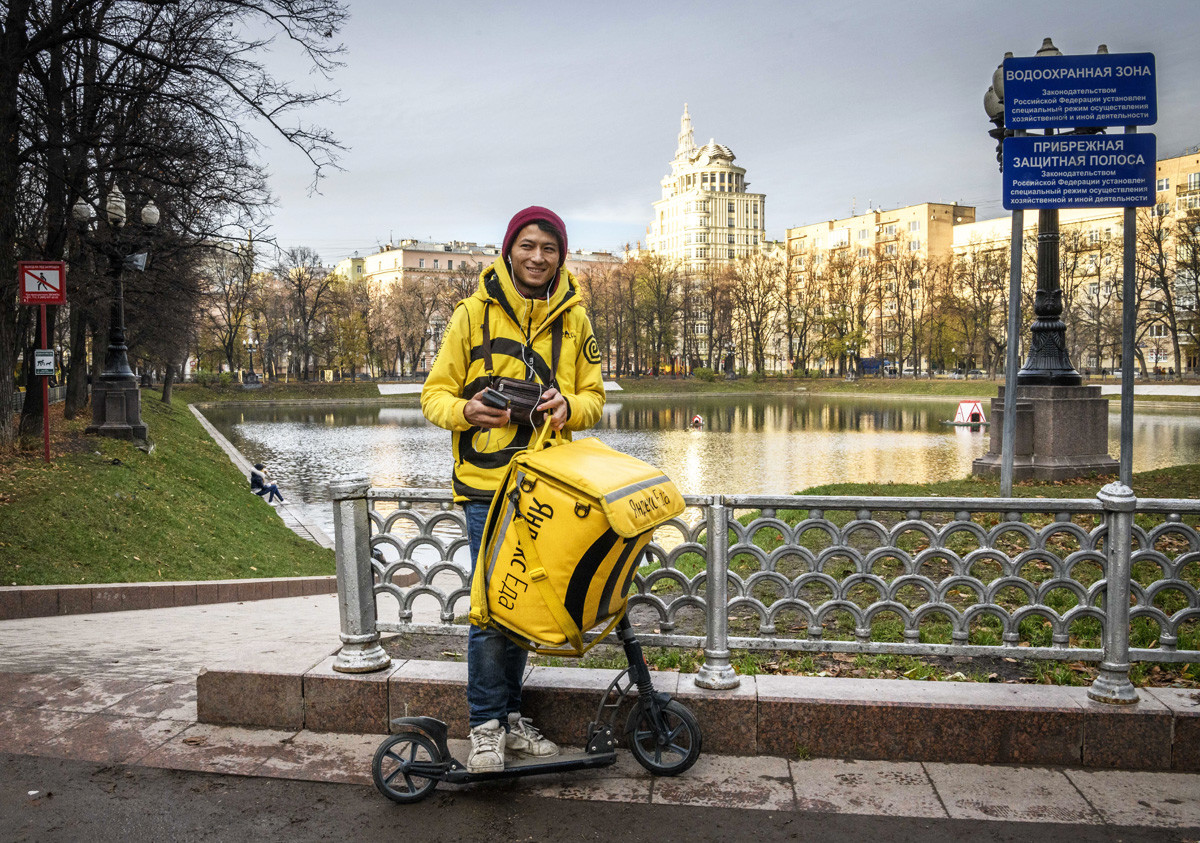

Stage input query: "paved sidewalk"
[{"left": 1, "top": 596, "right": 1198, "bottom": 830}]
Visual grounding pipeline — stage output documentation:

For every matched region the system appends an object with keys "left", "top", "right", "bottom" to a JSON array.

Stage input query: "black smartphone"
[{"left": 478, "top": 387, "right": 510, "bottom": 410}]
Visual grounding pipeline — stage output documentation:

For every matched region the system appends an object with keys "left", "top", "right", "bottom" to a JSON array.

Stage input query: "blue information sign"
[
  {"left": 1003, "top": 133, "right": 1155, "bottom": 210},
  {"left": 1003, "top": 52, "right": 1156, "bottom": 129}
]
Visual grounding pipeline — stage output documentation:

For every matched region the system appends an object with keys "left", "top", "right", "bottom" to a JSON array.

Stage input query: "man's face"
[{"left": 509, "top": 224, "right": 560, "bottom": 294}]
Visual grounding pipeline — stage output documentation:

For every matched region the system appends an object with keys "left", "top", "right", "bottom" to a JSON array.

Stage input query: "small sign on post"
[
  {"left": 18, "top": 261, "right": 67, "bottom": 306},
  {"left": 33, "top": 349, "right": 54, "bottom": 377}
]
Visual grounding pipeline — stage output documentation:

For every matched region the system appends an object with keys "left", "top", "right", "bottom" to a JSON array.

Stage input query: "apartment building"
[
  {"left": 645, "top": 105, "right": 766, "bottom": 269},
  {"left": 952, "top": 147, "right": 1200, "bottom": 372}
]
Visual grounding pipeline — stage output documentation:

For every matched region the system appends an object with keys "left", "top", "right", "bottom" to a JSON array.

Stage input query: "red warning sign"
[{"left": 18, "top": 261, "right": 67, "bottom": 305}]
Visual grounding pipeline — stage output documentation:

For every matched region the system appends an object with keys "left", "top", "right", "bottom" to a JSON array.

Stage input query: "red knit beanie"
[{"left": 502, "top": 206, "right": 568, "bottom": 267}]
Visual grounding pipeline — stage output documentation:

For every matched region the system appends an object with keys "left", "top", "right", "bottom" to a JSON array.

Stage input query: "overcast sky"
[{"left": 255, "top": 0, "right": 1200, "bottom": 264}]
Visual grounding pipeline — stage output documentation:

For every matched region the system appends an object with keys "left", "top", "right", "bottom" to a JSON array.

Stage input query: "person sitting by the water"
[
  {"left": 250, "top": 462, "right": 284, "bottom": 504},
  {"left": 691, "top": 414, "right": 703, "bottom": 429}
]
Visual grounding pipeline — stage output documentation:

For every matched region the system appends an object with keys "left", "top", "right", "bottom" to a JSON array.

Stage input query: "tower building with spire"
[{"left": 645, "top": 104, "right": 766, "bottom": 268}]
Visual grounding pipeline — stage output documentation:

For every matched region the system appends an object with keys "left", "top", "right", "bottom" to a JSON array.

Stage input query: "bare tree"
[
  {"left": 729, "top": 251, "right": 783, "bottom": 374},
  {"left": 273, "top": 247, "right": 336, "bottom": 379}
]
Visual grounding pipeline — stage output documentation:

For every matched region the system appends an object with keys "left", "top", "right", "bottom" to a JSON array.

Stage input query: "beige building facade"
[
  {"left": 952, "top": 148, "right": 1200, "bottom": 373},
  {"left": 646, "top": 105, "right": 766, "bottom": 269},
  {"left": 333, "top": 239, "right": 622, "bottom": 372}
]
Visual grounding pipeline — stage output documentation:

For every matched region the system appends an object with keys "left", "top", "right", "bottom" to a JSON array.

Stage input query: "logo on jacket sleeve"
[{"left": 584, "top": 336, "right": 601, "bottom": 364}]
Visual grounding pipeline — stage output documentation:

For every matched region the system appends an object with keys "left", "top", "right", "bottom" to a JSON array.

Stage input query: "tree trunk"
[
  {"left": 63, "top": 303, "right": 90, "bottom": 418},
  {"left": 161, "top": 356, "right": 175, "bottom": 404}
]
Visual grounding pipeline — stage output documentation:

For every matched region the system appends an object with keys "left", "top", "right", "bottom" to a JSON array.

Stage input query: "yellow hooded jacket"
[{"left": 421, "top": 257, "right": 606, "bottom": 502}]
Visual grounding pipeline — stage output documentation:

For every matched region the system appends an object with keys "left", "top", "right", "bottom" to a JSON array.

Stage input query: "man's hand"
[
  {"left": 536, "top": 387, "right": 569, "bottom": 431},
  {"left": 464, "top": 394, "right": 510, "bottom": 429}
]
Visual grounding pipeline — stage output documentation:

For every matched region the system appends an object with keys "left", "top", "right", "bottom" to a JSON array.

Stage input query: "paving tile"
[
  {"left": 303, "top": 655, "right": 398, "bottom": 734},
  {"left": 925, "top": 762, "right": 1100, "bottom": 824},
  {"left": 173, "top": 583, "right": 198, "bottom": 607},
  {"left": 1144, "top": 687, "right": 1200, "bottom": 771},
  {"left": 652, "top": 752, "right": 794, "bottom": 811},
  {"left": 507, "top": 748, "right": 653, "bottom": 803},
  {"left": 256, "top": 730, "right": 380, "bottom": 785},
  {"left": 58, "top": 587, "right": 93, "bottom": 615},
  {"left": 0, "top": 672, "right": 151, "bottom": 713},
  {"left": 20, "top": 589, "right": 57, "bottom": 618},
  {"left": 789, "top": 758, "right": 945, "bottom": 818},
  {"left": 140, "top": 722, "right": 296, "bottom": 776},
  {"left": 756, "top": 675, "right": 1084, "bottom": 765},
  {"left": 0, "top": 672, "right": 71, "bottom": 708},
  {"left": 105, "top": 680, "right": 197, "bottom": 721},
  {"left": 389, "top": 660, "right": 470, "bottom": 739},
  {"left": 1082, "top": 694, "right": 1173, "bottom": 769},
  {"left": 521, "top": 664, "right": 653, "bottom": 748},
  {"left": 675, "top": 673, "right": 757, "bottom": 756},
  {"left": 0, "top": 589, "right": 22, "bottom": 620},
  {"left": 39, "top": 713, "right": 191, "bottom": 764},
  {"left": 92, "top": 585, "right": 152, "bottom": 613},
  {"left": 0, "top": 706, "right": 92, "bottom": 753},
  {"left": 1065, "top": 768, "right": 1200, "bottom": 828}
]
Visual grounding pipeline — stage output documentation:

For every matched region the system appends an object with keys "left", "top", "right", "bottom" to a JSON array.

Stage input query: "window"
[
  {"left": 1154, "top": 202, "right": 1170, "bottom": 217},
  {"left": 695, "top": 248, "right": 706, "bottom": 259},
  {"left": 857, "top": 247, "right": 869, "bottom": 258},
  {"left": 1157, "top": 177, "right": 1170, "bottom": 192},
  {"left": 908, "top": 240, "right": 920, "bottom": 252},
  {"left": 753, "top": 235, "right": 758, "bottom": 245},
  {"left": 1189, "top": 172, "right": 1200, "bottom": 191},
  {"left": 909, "top": 220, "right": 920, "bottom": 232},
  {"left": 728, "top": 234, "right": 735, "bottom": 244},
  {"left": 1179, "top": 195, "right": 1200, "bottom": 212},
  {"left": 447, "top": 260, "right": 453, "bottom": 270},
  {"left": 418, "top": 258, "right": 425, "bottom": 268},
  {"left": 885, "top": 244, "right": 896, "bottom": 255},
  {"left": 857, "top": 228, "right": 870, "bottom": 240},
  {"left": 829, "top": 229, "right": 850, "bottom": 248},
  {"left": 433, "top": 259, "right": 439, "bottom": 269},
  {"left": 728, "top": 218, "right": 735, "bottom": 227},
  {"left": 728, "top": 201, "right": 735, "bottom": 212},
  {"left": 1149, "top": 323, "right": 1168, "bottom": 338},
  {"left": 883, "top": 224, "right": 897, "bottom": 237},
  {"left": 728, "top": 249, "right": 735, "bottom": 259}
]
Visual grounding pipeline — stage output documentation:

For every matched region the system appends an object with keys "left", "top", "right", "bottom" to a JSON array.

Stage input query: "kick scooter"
[{"left": 372, "top": 616, "right": 702, "bottom": 803}]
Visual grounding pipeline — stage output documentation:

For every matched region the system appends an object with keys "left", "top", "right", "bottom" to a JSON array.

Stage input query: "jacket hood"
[{"left": 474, "top": 256, "right": 581, "bottom": 338}]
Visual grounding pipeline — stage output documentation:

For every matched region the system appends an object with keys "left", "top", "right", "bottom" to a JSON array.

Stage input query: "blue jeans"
[{"left": 463, "top": 501, "right": 528, "bottom": 728}]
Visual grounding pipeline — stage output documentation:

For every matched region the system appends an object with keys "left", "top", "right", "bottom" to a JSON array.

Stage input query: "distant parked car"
[{"left": 967, "top": 369, "right": 986, "bottom": 379}]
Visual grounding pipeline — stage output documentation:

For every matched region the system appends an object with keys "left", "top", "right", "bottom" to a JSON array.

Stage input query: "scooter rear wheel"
[
  {"left": 372, "top": 730, "right": 441, "bottom": 803},
  {"left": 625, "top": 698, "right": 702, "bottom": 776}
]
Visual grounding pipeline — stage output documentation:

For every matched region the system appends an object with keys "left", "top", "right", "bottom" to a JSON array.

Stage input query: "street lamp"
[
  {"left": 242, "top": 337, "right": 260, "bottom": 384},
  {"left": 985, "top": 37, "right": 1100, "bottom": 386},
  {"left": 74, "top": 186, "right": 159, "bottom": 440}
]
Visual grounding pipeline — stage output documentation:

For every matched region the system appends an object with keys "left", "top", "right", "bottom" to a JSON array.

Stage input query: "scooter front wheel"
[
  {"left": 625, "top": 698, "right": 702, "bottom": 776},
  {"left": 372, "top": 730, "right": 442, "bottom": 803}
]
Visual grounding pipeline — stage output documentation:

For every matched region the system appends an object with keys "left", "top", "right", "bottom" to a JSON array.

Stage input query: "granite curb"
[
  {"left": 0, "top": 576, "right": 338, "bottom": 621},
  {"left": 196, "top": 655, "right": 1200, "bottom": 773}
]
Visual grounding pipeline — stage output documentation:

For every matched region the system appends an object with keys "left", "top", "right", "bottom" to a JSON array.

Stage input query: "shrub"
[{"left": 693, "top": 367, "right": 717, "bottom": 382}]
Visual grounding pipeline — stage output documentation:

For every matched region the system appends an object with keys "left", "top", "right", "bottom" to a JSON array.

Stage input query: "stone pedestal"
[
  {"left": 86, "top": 375, "right": 147, "bottom": 440},
  {"left": 972, "top": 385, "right": 1117, "bottom": 481}
]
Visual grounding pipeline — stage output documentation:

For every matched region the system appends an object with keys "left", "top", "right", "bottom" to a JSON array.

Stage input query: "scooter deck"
[{"left": 441, "top": 746, "right": 618, "bottom": 784}]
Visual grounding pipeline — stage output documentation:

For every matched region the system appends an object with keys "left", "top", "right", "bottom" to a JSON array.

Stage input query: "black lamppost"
[
  {"left": 985, "top": 37, "right": 1099, "bottom": 386},
  {"left": 75, "top": 186, "right": 159, "bottom": 439},
  {"left": 243, "top": 337, "right": 260, "bottom": 384}
]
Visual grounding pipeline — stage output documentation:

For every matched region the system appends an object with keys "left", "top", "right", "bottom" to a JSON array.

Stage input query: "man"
[{"left": 421, "top": 207, "right": 606, "bottom": 773}]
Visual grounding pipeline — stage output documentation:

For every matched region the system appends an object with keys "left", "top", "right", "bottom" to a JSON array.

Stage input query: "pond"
[{"left": 201, "top": 394, "right": 1200, "bottom": 540}]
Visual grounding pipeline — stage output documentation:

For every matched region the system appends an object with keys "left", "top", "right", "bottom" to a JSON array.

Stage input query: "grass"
[{"left": 1, "top": 393, "right": 334, "bottom": 585}]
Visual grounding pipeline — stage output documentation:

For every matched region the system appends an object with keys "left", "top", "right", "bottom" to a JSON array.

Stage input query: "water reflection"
[{"left": 201, "top": 395, "right": 1200, "bottom": 541}]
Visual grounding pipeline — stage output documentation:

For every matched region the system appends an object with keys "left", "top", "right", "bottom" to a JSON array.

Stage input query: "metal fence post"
[
  {"left": 695, "top": 496, "right": 739, "bottom": 689},
  {"left": 1088, "top": 482, "right": 1139, "bottom": 704},
  {"left": 330, "top": 473, "right": 391, "bottom": 673}
]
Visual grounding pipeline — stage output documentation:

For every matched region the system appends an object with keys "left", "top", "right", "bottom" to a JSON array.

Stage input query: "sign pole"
[
  {"left": 40, "top": 304, "right": 50, "bottom": 463},
  {"left": 1119, "top": 126, "right": 1138, "bottom": 486}
]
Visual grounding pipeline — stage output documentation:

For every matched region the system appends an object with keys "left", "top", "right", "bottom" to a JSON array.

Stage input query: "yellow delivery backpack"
[{"left": 469, "top": 423, "right": 685, "bottom": 656}]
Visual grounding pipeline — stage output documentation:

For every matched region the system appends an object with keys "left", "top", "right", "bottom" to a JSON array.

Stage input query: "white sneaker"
[
  {"left": 505, "top": 713, "right": 559, "bottom": 758},
  {"left": 467, "top": 719, "right": 505, "bottom": 773}
]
